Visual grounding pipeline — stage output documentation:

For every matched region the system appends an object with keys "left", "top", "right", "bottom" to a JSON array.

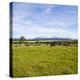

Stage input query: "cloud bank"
[{"left": 12, "top": 2, "right": 78, "bottom": 39}]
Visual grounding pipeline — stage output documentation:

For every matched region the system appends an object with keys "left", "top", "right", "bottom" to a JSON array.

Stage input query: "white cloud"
[
  {"left": 12, "top": 3, "right": 78, "bottom": 39},
  {"left": 13, "top": 21, "right": 77, "bottom": 39}
]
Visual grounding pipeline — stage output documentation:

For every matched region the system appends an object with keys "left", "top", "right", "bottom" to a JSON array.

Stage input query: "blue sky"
[{"left": 12, "top": 2, "right": 78, "bottom": 39}]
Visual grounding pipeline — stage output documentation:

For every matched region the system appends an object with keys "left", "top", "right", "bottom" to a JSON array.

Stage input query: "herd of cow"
[{"left": 13, "top": 40, "right": 78, "bottom": 47}]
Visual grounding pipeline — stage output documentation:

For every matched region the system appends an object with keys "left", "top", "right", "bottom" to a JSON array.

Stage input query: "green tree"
[{"left": 19, "top": 36, "right": 25, "bottom": 44}]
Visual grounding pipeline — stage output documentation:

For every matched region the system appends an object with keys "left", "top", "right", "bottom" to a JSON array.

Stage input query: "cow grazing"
[
  {"left": 50, "top": 42, "right": 55, "bottom": 47},
  {"left": 25, "top": 44, "right": 30, "bottom": 46}
]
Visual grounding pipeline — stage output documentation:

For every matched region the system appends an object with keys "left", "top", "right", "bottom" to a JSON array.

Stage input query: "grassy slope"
[{"left": 12, "top": 45, "right": 78, "bottom": 77}]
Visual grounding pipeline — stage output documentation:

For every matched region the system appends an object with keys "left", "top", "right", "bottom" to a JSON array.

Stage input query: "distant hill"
[
  {"left": 12, "top": 37, "right": 77, "bottom": 41},
  {"left": 32, "top": 37, "right": 72, "bottom": 40}
]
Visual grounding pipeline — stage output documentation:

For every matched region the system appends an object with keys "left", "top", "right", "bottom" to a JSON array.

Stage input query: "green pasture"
[{"left": 12, "top": 44, "right": 78, "bottom": 77}]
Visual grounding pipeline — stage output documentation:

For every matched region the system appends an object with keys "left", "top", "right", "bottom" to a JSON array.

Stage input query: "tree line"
[{"left": 12, "top": 36, "right": 78, "bottom": 47}]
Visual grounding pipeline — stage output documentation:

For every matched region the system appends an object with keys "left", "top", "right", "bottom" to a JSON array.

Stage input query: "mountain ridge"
[
  {"left": 12, "top": 37, "right": 78, "bottom": 40},
  {"left": 32, "top": 37, "right": 72, "bottom": 40}
]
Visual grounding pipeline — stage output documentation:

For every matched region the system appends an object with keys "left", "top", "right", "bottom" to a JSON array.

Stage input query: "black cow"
[
  {"left": 50, "top": 42, "right": 55, "bottom": 47},
  {"left": 25, "top": 44, "right": 30, "bottom": 46}
]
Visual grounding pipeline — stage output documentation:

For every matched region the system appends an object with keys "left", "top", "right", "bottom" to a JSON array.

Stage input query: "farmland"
[{"left": 10, "top": 40, "right": 78, "bottom": 77}]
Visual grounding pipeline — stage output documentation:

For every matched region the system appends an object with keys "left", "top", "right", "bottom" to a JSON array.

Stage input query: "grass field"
[{"left": 12, "top": 44, "right": 78, "bottom": 77}]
